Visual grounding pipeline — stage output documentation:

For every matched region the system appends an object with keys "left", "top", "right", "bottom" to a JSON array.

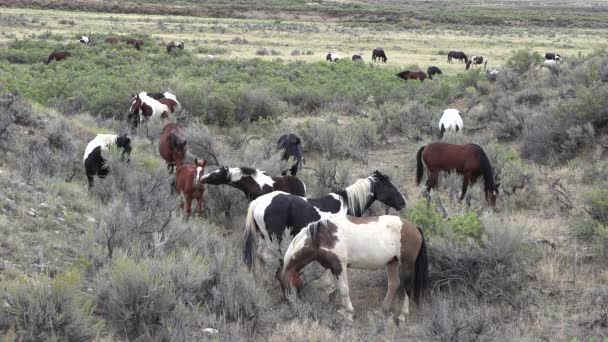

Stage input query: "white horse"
[
  {"left": 278, "top": 215, "right": 428, "bottom": 322},
  {"left": 438, "top": 108, "right": 463, "bottom": 138}
]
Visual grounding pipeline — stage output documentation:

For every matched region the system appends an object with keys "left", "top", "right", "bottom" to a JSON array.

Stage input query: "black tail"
[
  {"left": 243, "top": 203, "right": 258, "bottom": 270},
  {"left": 475, "top": 145, "right": 496, "bottom": 193},
  {"left": 413, "top": 227, "right": 428, "bottom": 304},
  {"left": 308, "top": 220, "right": 325, "bottom": 248},
  {"left": 415, "top": 146, "right": 425, "bottom": 185},
  {"left": 440, "top": 124, "right": 446, "bottom": 139}
]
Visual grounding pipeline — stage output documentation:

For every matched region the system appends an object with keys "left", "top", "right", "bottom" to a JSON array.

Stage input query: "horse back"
[
  {"left": 273, "top": 175, "right": 306, "bottom": 197},
  {"left": 159, "top": 123, "right": 184, "bottom": 161},
  {"left": 157, "top": 98, "right": 178, "bottom": 113},
  {"left": 422, "top": 142, "right": 478, "bottom": 172}
]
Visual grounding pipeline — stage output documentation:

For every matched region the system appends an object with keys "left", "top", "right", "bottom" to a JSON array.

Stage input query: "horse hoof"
[{"left": 338, "top": 309, "right": 354, "bottom": 322}]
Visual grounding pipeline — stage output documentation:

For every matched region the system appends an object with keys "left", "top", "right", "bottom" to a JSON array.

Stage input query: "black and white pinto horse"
[
  {"left": 545, "top": 52, "right": 562, "bottom": 64},
  {"left": 243, "top": 170, "right": 406, "bottom": 271},
  {"left": 200, "top": 166, "right": 306, "bottom": 201},
  {"left": 277, "top": 133, "right": 303, "bottom": 176},
  {"left": 447, "top": 51, "right": 468, "bottom": 64},
  {"left": 83, "top": 133, "right": 132, "bottom": 188},
  {"left": 372, "top": 48, "right": 387, "bottom": 63},
  {"left": 466, "top": 55, "right": 488, "bottom": 70},
  {"left": 326, "top": 52, "right": 340, "bottom": 62},
  {"left": 427, "top": 66, "right": 442, "bottom": 80},
  {"left": 79, "top": 36, "right": 91, "bottom": 45}
]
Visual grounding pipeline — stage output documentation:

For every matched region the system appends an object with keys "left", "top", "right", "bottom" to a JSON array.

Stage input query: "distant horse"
[
  {"left": 466, "top": 56, "right": 488, "bottom": 70},
  {"left": 486, "top": 69, "right": 498, "bottom": 82},
  {"left": 278, "top": 215, "right": 428, "bottom": 322},
  {"left": 540, "top": 60, "right": 560, "bottom": 75},
  {"left": 397, "top": 70, "right": 427, "bottom": 82},
  {"left": 79, "top": 36, "right": 90, "bottom": 45},
  {"left": 127, "top": 38, "right": 144, "bottom": 50},
  {"left": 427, "top": 66, "right": 442, "bottom": 80},
  {"left": 128, "top": 93, "right": 180, "bottom": 129},
  {"left": 447, "top": 51, "right": 468, "bottom": 64},
  {"left": 46, "top": 51, "right": 71, "bottom": 64},
  {"left": 277, "top": 133, "right": 303, "bottom": 176},
  {"left": 545, "top": 52, "right": 562, "bottom": 64},
  {"left": 167, "top": 41, "right": 185, "bottom": 53},
  {"left": 139, "top": 91, "right": 177, "bottom": 101},
  {"left": 326, "top": 52, "right": 340, "bottom": 62},
  {"left": 372, "top": 48, "right": 387, "bottom": 63},
  {"left": 201, "top": 166, "right": 306, "bottom": 201},
  {"left": 243, "top": 171, "right": 406, "bottom": 271},
  {"left": 159, "top": 123, "right": 187, "bottom": 174},
  {"left": 104, "top": 37, "right": 119, "bottom": 44},
  {"left": 83, "top": 133, "right": 132, "bottom": 188},
  {"left": 438, "top": 109, "right": 463, "bottom": 138},
  {"left": 416, "top": 142, "right": 500, "bottom": 208},
  {"left": 352, "top": 54, "right": 363, "bottom": 62},
  {"left": 175, "top": 159, "right": 207, "bottom": 218}
]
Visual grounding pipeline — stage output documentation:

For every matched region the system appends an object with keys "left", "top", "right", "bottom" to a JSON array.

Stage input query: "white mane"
[
  {"left": 343, "top": 178, "right": 373, "bottom": 215},
  {"left": 83, "top": 134, "right": 117, "bottom": 162},
  {"left": 439, "top": 109, "right": 463, "bottom": 131}
]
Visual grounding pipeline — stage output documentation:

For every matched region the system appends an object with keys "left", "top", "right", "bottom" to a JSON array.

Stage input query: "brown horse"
[
  {"left": 127, "top": 38, "right": 144, "bottom": 50},
  {"left": 46, "top": 51, "right": 71, "bottom": 64},
  {"left": 159, "top": 123, "right": 186, "bottom": 174},
  {"left": 175, "top": 159, "right": 207, "bottom": 218},
  {"left": 104, "top": 37, "right": 119, "bottom": 44},
  {"left": 416, "top": 142, "right": 499, "bottom": 208},
  {"left": 397, "top": 70, "right": 427, "bottom": 82}
]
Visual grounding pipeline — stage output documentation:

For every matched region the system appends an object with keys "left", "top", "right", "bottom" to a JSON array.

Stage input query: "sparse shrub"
[
  {"left": 256, "top": 48, "right": 270, "bottom": 56},
  {"left": 506, "top": 49, "right": 543, "bottom": 73},
  {"left": 290, "top": 49, "right": 301, "bottom": 56},
  {"left": 235, "top": 87, "right": 287, "bottom": 123}
]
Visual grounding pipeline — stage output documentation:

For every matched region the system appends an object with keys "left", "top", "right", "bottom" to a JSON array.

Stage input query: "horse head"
[
  {"left": 200, "top": 165, "right": 229, "bottom": 185},
  {"left": 115, "top": 133, "right": 132, "bottom": 161},
  {"left": 396, "top": 71, "right": 410, "bottom": 80},
  {"left": 277, "top": 261, "right": 303, "bottom": 299},
  {"left": 177, "top": 42, "right": 184, "bottom": 49},
  {"left": 485, "top": 182, "right": 500, "bottom": 209},
  {"left": 193, "top": 159, "right": 207, "bottom": 188},
  {"left": 466, "top": 61, "right": 472, "bottom": 70},
  {"left": 172, "top": 136, "right": 187, "bottom": 167},
  {"left": 371, "top": 170, "right": 406, "bottom": 211}
]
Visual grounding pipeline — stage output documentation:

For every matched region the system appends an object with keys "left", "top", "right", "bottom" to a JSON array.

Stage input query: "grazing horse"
[
  {"left": 243, "top": 171, "right": 406, "bottom": 271},
  {"left": 438, "top": 109, "right": 463, "bottom": 139},
  {"left": 396, "top": 71, "right": 427, "bottom": 82},
  {"left": 466, "top": 56, "right": 488, "bottom": 70},
  {"left": 83, "top": 133, "right": 132, "bottom": 188},
  {"left": 201, "top": 166, "right": 306, "bottom": 200},
  {"left": 128, "top": 93, "right": 180, "bottom": 129},
  {"left": 427, "top": 66, "right": 442, "bottom": 80},
  {"left": 352, "top": 54, "right": 363, "bottom": 62},
  {"left": 79, "top": 36, "right": 90, "bottom": 45},
  {"left": 447, "top": 51, "right": 468, "bottom": 64},
  {"left": 159, "top": 123, "right": 187, "bottom": 174},
  {"left": 416, "top": 142, "right": 500, "bottom": 208},
  {"left": 277, "top": 133, "right": 303, "bottom": 176},
  {"left": 139, "top": 91, "right": 177, "bottom": 101},
  {"left": 540, "top": 60, "right": 560, "bottom": 75},
  {"left": 175, "top": 159, "right": 206, "bottom": 218},
  {"left": 372, "top": 48, "right": 387, "bottom": 63},
  {"left": 104, "top": 37, "right": 119, "bottom": 44},
  {"left": 486, "top": 69, "right": 498, "bottom": 82},
  {"left": 326, "top": 53, "right": 340, "bottom": 62},
  {"left": 127, "top": 38, "right": 144, "bottom": 50},
  {"left": 278, "top": 215, "right": 428, "bottom": 322},
  {"left": 167, "top": 41, "right": 185, "bottom": 53},
  {"left": 46, "top": 51, "right": 71, "bottom": 64},
  {"left": 545, "top": 52, "right": 562, "bottom": 64}
]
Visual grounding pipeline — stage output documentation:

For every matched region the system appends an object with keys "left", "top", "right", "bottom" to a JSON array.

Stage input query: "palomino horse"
[
  {"left": 466, "top": 56, "right": 488, "bottom": 70},
  {"left": 159, "top": 123, "right": 187, "bottom": 173},
  {"left": 438, "top": 109, "right": 463, "bottom": 138},
  {"left": 372, "top": 48, "right": 387, "bottom": 62},
  {"left": 167, "top": 41, "right": 184, "bottom": 53},
  {"left": 243, "top": 171, "right": 406, "bottom": 271},
  {"left": 200, "top": 166, "right": 306, "bottom": 200},
  {"left": 396, "top": 71, "right": 427, "bottom": 82},
  {"left": 447, "top": 51, "right": 468, "bottom": 64},
  {"left": 427, "top": 66, "right": 442, "bottom": 80},
  {"left": 83, "top": 133, "right": 132, "bottom": 188},
  {"left": 175, "top": 159, "right": 207, "bottom": 218},
  {"left": 277, "top": 133, "right": 303, "bottom": 176},
  {"left": 326, "top": 53, "right": 340, "bottom": 62},
  {"left": 278, "top": 215, "right": 428, "bottom": 322},
  {"left": 46, "top": 51, "right": 71, "bottom": 64},
  {"left": 128, "top": 93, "right": 180, "bottom": 129},
  {"left": 416, "top": 142, "right": 500, "bottom": 208}
]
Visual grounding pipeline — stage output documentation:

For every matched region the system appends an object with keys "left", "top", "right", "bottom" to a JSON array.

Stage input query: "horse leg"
[
  {"left": 196, "top": 195, "right": 204, "bottom": 217},
  {"left": 381, "top": 261, "right": 400, "bottom": 314},
  {"left": 425, "top": 170, "right": 439, "bottom": 207},
  {"left": 185, "top": 195, "right": 193, "bottom": 218},
  {"left": 321, "top": 269, "right": 336, "bottom": 296},
  {"left": 459, "top": 173, "right": 471, "bottom": 202},
  {"left": 335, "top": 264, "right": 354, "bottom": 320}
]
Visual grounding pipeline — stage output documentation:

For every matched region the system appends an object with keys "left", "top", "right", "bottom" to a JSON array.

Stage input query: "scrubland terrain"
[{"left": 0, "top": 2, "right": 608, "bottom": 341}]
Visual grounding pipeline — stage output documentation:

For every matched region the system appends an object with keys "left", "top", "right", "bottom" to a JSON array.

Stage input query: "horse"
[
  {"left": 200, "top": 166, "right": 306, "bottom": 201},
  {"left": 416, "top": 142, "right": 500, "bottom": 208},
  {"left": 352, "top": 54, "right": 363, "bottom": 62},
  {"left": 243, "top": 170, "right": 406, "bottom": 272},
  {"left": 278, "top": 215, "right": 428, "bottom": 322},
  {"left": 167, "top": 41, "right": 184, "bottom": 53},
  {"left": 545, "top": 52, "right": 562, "bottom": 64},
  {"left": 79, "top": 36, "right": 90, "bottom": 45},
  {"left": 438, "top": 109, "right": 463, "bottom": 139},
  {"left": 128, "top": 93, "right": 180, "bottom": 129},
  {"left": 372, "top": 48, "right": 387, "bottom": 63},
  {"left": 540, "top": 60, "right": 560, "bottom": 75},
  {"left": 447, "top": 51, "right": 468, "bottom": 64},
  {"left": 139, "top": 91, "right": 177, "bottom": 101},
  {"left": 104, "top": 37, "right": 119, "bottom": 44},
  {"left": 83, "top": 133, "right": 132, "bottom": 188},
  {"left": 466, "top": 56, "right": 488, "bottom": 70},
  {"left": 396, "top": 71, "right": 427, "bottom": 82},
  {"left": 46, "top": 51, "right": 71, "bottom": 64},
  {"left": 427, "top": 66, "right": 442, "bottom": 80},
  {"left": 326, "top": 53, "right": 340, "bottom": 62},
  {"left": 159, "top": 123, "right": 187, "bottom": 174},
  {"left": 127, "top": 39, "right": 143, "bottom": 50},
  {"left": 486, "top": 69, "right": 498, "bottom": 82},
  {"left": 175, "top": 159, "right": 207, "bottom": 218},
  {"left": 277, "top": 133, "right": 303, "bottom": 176}
]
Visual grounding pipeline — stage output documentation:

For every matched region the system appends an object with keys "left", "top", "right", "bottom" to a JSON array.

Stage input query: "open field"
[{"left": 1, "top": 3, "right": 608, "bottom": 342}]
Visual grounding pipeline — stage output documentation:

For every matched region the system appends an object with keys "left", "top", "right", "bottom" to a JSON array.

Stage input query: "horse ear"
[
  {"left": 194, "top": 158, "right": 198, "bottom": 165},
  {"left": 201, "top": 159, "right": 207, "bottom": 168}
]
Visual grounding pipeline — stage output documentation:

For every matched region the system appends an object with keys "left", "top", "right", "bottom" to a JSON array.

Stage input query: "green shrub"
[
  {"left": 506, "top": 49, "right": 543, "bottom": 73},
  {"left": 406, "top": 200, "right": 442, "bottom": 234},
  {"left": 446, "top": 211, "right": 482, "bottom": 242},
  {"left": 586, "top": 187, "right": 608, "bottom": 224}
]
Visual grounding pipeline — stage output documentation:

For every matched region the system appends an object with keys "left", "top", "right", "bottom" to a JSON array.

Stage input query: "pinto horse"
[
  {"left": 201, "top": 166, "right": 306, "bottom": 201},
  {"left": 397, "top": 71, "right": 427, "bottom": 82},
  {"left": 466, "top": 55, "right": 488, "bottom": 70},
  {"left": 167, "top": 41, "right": 184, "bottom": 53},
  {"left": 416, "top": 142, "right": 500, "bottom": 208},
  {"left": 175, "top": 159, "right": 206, "bottom": 218},
  {"left": 79, "top": 36, "right": 91, "bottom": 45},
  {"left": 243, "top": 171, "right": 406, "bottom": 272},
  {"left": 278, "top": 215, "right": 428, "bottom": 322},
  {"left": 438, "top": 109, "right": 463, "bottom": 138},
  {"left": 83, "top": 133, "right": 132, "bottom": 188},
  {"left": 372, "top": 48, "right": 387, "bottom": 63},
  {"left": 128, "top": 93, "right": 180, "bottom": 129},
  {"left": 159, "top": 123, "right": 187, "bottom": 173},
  {"left": 427, "top": 66, "right": 442, "bottom": 80},
  {"left": 46, "top": 51, "right": 71, "bottom": 64},
  {"left": 326, "top": 53, "right": 340, "bottom": 62},
  {"left": 545, "top": 52, "right": 562, "bottom": 64},
  {"left": 447, "top": 51, "right": 468, "bottom": 64}
]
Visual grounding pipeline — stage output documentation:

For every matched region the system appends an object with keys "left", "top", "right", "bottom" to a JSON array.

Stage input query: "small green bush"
[
  {"left": 586, "top": 187, "right": 608, "bottom": 224},
  {"left": 406, "top": 200, "right": 442, "bottom": 234},
  {"left": 446, "top": 211, "right": 482, "bottom": 242},
  {"left": 506, "top": 49, "right": 543, "bottom": 73}
]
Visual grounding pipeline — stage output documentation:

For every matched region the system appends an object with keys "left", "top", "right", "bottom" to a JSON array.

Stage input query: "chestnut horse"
[
  {"left": 46, "top": 51, "right": 71, "bottom": 64},
  {"left": 175, "top": 159, "right": 207, "bottom": 218},
  {"left": 159, "top": 123, "right": 186, "bottom": 173},
  {"left": 397, "top": 71, "right": 427, "bottom": 82},
  {"left": 416, "top": 142, "right": 500, "bottom": 208}
]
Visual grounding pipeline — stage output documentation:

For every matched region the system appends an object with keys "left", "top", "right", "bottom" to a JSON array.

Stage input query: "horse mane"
[
  {"left": 340, "top": 178, "right": 373, "bottom": 216},
  {"left": 472, "top": 144, "right": 496, "bottom": 192}
]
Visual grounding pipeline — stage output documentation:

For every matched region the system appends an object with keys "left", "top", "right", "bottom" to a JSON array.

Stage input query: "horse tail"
[
  {"left": 415, "top": 146, "right": 425, "bottom": 185},
  {"left": 476, "top": 145, "right": 496, "bottom": 192},
  {"left": 440, "top": 124, "right": 445, "bottom": 139},
  {"left": 413, "top": 226, "right": 429, "bottom": 304},
  {"left": 308, "top": 220, "right": 325, "bottom": 248},
  {"left": 243, "top": 201, "right": 258, "bottom": 270}
]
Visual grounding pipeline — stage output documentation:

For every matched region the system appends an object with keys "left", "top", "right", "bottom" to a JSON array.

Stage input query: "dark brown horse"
[
  {"left": 127, "top": 38, "right": 144, "bottom": 50},
  {"left": 159, "top": 123, "right": 186, "bottom": 174},
  {"left": 46, "top": 51, "right": 71, "bottom": 64},
  {"left": 416, "top": 142, "right": 500, "bottom": 208},
  {"left": 104, "top": 37, "right": 119, "bottom": 44},
  {"left": 397, "top": 71, "right": 427, "bottom": 82},
  {"left": 175, "top": 159, "right": 207, "bottom": 218}
]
